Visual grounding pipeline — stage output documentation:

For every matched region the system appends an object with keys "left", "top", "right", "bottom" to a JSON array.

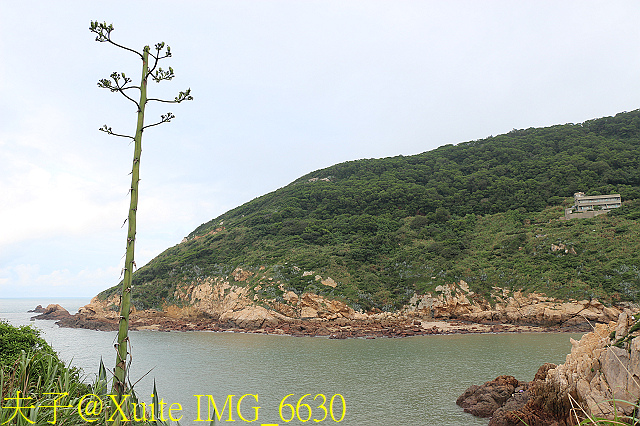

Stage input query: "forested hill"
[{"left": 101, "top": 110, "right": 640, "bottom": 311}]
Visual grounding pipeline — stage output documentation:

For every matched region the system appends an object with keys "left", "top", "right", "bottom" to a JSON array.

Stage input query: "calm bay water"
[{"left": 1, "top": 298, "right": 582, "bottom": 425}]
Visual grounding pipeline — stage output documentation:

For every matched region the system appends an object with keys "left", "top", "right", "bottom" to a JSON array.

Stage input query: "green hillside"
[{"left": 100, "top": 110, "right": 640, "bottom": 311}]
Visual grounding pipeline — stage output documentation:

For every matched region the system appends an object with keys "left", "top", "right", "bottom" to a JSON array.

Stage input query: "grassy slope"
[{"left": 99, "top": 110, "right": 640, "bottom": 311}]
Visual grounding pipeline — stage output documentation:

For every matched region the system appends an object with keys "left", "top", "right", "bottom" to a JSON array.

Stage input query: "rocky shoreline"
[
  {"left": 30, "top": 289, "right": 640, "bottom": 424},
  {"left": 56, "top": 312, "right": 589, "bottom": 338},
  {"left": 33, "top": 301, "right": 591, "bottom": 339},
  {"left": 30, "top": 277, "right": 632, "bottom": 339},
  {"left": 458, "top": 309, "right": 640, "bottom": 425}
]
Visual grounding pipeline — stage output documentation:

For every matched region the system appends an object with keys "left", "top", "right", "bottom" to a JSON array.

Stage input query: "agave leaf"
[{"left": 99, "top": 358, "right": 107, "bottom": 382}]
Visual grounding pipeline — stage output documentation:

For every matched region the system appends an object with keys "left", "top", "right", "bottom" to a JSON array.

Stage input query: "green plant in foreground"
[
  {"left": 0, "top": 321, "right": 60, "bottom": 378},
  {"left": 0, "top": 321, "right": 87, "bottom": 425},
  {"left": 89, "top": 20, "right": 192, "bottom": 401},
  {"left": 1, "top": 352, "right": 191, "bottom": 425},
  {"left": 1, "top": 351, "right": 84, "bottom": 425},
  {"left": 1, "top": 321, "right": 204, "bottom": 425}
]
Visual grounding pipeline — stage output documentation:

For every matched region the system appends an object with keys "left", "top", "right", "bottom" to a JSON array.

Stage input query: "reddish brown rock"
[
  {"left": 31, "top": 304, "right": 71, "bottom": 320},
  {"left": 457, "top": 375, "right": 523, "bottom": 418},
  {"left": 28, "top": 304, "right": 46, "bottom": 313},
  {"left": 48, "top": 271, "right": 634, "bottom": 340},
  {"left": 486, "top": 364, "right": 559, "bottom": 426},
  {"left": 462, "top": 311, "right": 640, "bottom": 425}
]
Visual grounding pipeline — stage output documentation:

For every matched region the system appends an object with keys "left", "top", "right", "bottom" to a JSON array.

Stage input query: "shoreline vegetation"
[{"left": 0, "top": 320, "right": 182, "bottom": 426}]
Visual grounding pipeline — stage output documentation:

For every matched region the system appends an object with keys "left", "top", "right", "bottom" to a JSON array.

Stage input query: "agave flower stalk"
[
  {"left": 113, "top": 45, "right": 148, "bottom": 398},
  {"left": 89, "top": 21, "right": 192, "bottom": 400}
]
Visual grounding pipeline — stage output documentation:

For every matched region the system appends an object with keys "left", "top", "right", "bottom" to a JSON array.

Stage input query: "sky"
[{"left": 2, "top": 1, "right": 640, "bottom": 299}]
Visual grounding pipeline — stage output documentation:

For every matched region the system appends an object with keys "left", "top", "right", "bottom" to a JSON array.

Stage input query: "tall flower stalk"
[{"left": 89, "top": 21, "right": 192, "bottom": 400}]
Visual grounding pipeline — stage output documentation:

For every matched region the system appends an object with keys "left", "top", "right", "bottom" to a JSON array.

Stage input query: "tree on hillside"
[{"left": 89, "top": 21, "right": 192, "bottom": 402}]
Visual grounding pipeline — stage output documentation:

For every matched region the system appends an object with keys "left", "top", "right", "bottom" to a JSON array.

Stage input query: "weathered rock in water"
[
  {"left": 31, "top": 304, "right": 70, "bottom": 320},
  {"left": 486, "top": 364, "right": 558, "bottom": 426},
  {"left": 56, "top": 314, "right": 118, "bottom": 331},
  {"left": 460, "top": 310, "right": 640, "bottom": 425},
  {"left": 457, "top": 375, "right": 523, "bottom": 418},
  {"left": 487, "top": 389, "right": 532, "bottom": 426},
  {"left": 28, "top": 304, "right": 46, "bottom": 313},
  {"left": 457, "top": 363, "right": 563, "bottom": 426}
]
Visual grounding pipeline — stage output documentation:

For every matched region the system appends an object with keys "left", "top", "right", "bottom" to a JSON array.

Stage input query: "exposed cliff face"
[
  {"left": 171, "top": 269, "right": 368, "bottom": 329},
  {"left": 408, "top": 280, "right": 623, "bottom": 328},
  {"left": 544, "top": 310, "right": 640, "bottom": 422},
  {"left": 171, "top": 272, "right": 625, "bottom": 330},
  {"left": 58, "top": 270, "right": 632, "bottom": 335}
]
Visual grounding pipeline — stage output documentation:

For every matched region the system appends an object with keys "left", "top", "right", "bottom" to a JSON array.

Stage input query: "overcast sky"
[{"left": 2, "top": 1, "right": 640, "bottom": 299}]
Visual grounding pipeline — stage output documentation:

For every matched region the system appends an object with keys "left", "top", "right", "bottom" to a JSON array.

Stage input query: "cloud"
[
  {"left": 0, "top": 161, "right": 127, "bottom": 248},
  {"left": 3, "top": 0, "right": 640, "bottom": 298},
  {"left": 0, "top": 101, "right": 131, "bottom": 250},
  {"left": 0, "top": 264, "right": 121, "bottom": 299}
]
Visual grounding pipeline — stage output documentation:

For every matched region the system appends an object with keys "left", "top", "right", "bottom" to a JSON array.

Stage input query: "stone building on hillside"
[{"left": 564, "top": 192, "right": 621, "bottom": 219}]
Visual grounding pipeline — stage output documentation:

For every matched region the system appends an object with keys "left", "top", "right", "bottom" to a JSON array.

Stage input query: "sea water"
[{"left": 1, "top": 298, "right": 581, "bottom": 425}]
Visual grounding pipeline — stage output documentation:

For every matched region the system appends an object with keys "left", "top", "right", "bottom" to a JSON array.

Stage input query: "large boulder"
[
  {"left": 487, "top": 363, "right": 558, "bottom": 426},
  {"left": 219, "top": 306, "right": 282, "bottom": 329},
  {"left": 27, "top": 304, "right": 46, "bottom": 313},
  {"left": 31, "top": 304, "right": 70, "bottom": 320},
  {"left": 457, "top": 375, "right": 523, "bottom": 418}
]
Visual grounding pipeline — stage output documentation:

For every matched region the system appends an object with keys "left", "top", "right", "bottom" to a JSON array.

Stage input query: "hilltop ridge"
[{"left": 94, "top": 110, "right": 640, "bottom": 320}]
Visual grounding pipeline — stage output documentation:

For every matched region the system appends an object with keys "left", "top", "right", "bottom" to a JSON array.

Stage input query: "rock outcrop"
[
  {"left": 171, "top": 272, "right": 367, "bottom": 329},
  {"left": 30, "top": 304, "right": 71, "bottom": 320},
  {"left": 457, "top": 375, "right": 525, "bottom": 418},
  {"left": 408, "top": 280, "right": 622, "bottom": 329},
  {"left": 52, "top": 271, "right": 633, "bottom": 336},
  {"left": 27, "top": 304, "right": 46, "bottom": 313},
  {"left": 459, "top": 310, "right": 640, "bottom": 425},
  {"left": 542, "top": 309, "right": 640, "bottom": 423}
]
